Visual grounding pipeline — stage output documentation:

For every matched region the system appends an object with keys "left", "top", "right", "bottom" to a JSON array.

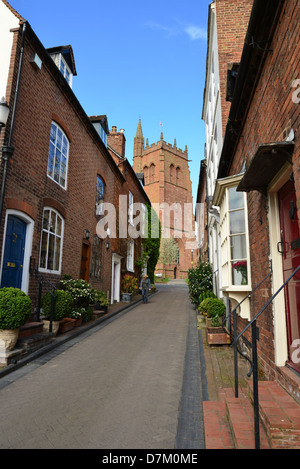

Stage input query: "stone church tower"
[{"left": 133, "top": 119, "right": 196, "bottom": 279}]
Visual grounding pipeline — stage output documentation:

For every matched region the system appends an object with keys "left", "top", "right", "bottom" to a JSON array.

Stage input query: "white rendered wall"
[{"left": 0, "top": 2, "right": 19, "bottom": 99}]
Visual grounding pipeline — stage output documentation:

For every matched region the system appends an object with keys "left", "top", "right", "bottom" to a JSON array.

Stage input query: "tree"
[
  {"left": 159, "top": 238, "right": 179, "bottom": 277},
  {"left": 136, "top": 203, "right": 161, "bottom": 283}
]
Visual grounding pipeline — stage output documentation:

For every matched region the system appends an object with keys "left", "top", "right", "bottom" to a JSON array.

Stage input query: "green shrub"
[
  {"left": 60, "top": 278, "right": 95, "bottom": 308},
  {"left": 0, "top": 287, "right": 32, "bottom": 329},
  {"left": 198, "top": 291, "right": 217, "bottom": 304},
  {"left": 94, "top": 290, "right": 109, "bottom": 307},
  {"left": 42, "top": 289, "right": 73, "bottom": 321},
  {"left": 198, "top": 297, "right": 226, "bottom": 319},
  {"left": 187, "top": 262, "right": 213, "bottom": 306}
]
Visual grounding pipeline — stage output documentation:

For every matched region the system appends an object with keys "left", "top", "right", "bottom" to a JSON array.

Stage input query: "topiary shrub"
[
  {"left": 198, "top": 291, "right": 217, "bottom": 305},
  {"left": 42, "top": 289, "right": 73, "bottom": 321},
  {"left": 198, "top": 297, "right": 226, "bottom": 320},
  {"left": 0, "top": 287, "right": 32, "bottom": 329}
]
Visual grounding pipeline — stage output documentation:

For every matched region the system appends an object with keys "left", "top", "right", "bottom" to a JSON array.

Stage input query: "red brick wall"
[
  {"left": 1, "top": 24, "right": 145, "bottom": 308},
  {"left": 215, "top": 0, "right": 254, "bottom": 138},
  {"left": 227, "top": 0, "right": 300, "bottom": 379}
]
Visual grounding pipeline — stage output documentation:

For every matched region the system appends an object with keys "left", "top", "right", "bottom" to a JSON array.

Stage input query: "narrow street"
[{"left": 0, "top": 281, "right": 205, "bottom": 449}]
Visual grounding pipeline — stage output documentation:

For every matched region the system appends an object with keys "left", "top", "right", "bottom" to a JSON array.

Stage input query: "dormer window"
[
  {"left": 89, "top": 115, "right": 109, "bottom": 147},
  {"left": 59, "top": 55, "right": 72, "bottom": 86},
  {"left": 47, "top": 45, "right": 77, "bottom": 89}
]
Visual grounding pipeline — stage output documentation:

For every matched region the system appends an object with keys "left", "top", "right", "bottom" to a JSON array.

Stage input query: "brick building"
[
  {"left": 201, "top": 0, "right": 253, "bottom": 297},
  {"left": 133, "top": 119, "right": 196, "bottom": 279},
  {"left": 0, "top": 1, "right": 149, "bottom": 311},
  {"left": 213, "top": 0, "right": 300, "bottom": 400}
]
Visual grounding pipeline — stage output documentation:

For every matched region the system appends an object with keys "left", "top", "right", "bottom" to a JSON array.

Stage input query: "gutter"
[{"left": 0, "top": 21, "right": 27, "bottom": 223}]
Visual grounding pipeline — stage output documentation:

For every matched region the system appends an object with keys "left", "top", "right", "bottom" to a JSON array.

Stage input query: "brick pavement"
[{"left": 0, "top": 281, "right": 204, "bottom": 449}]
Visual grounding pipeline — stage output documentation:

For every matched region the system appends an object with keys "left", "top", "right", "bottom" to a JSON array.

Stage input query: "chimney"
[{"left": 107, "top": 126, "right": 126, "bottom": 158}]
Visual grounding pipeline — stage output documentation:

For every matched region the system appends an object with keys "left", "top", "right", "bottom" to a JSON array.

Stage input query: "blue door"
[{"left": 1, "top": 215, "right": 26, "bottom": 289}]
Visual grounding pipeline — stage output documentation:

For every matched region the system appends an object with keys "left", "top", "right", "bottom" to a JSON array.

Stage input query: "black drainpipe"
[{"left": 0, "top": 21, "right": 27, "bottom": 224}]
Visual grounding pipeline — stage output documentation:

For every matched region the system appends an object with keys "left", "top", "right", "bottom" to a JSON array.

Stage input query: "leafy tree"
[
  {"left": 137, "top": 203, "right": 161, "bottom": 283},
  {"left": 187, "top": 262, "right": 213, "bottom": 306}
]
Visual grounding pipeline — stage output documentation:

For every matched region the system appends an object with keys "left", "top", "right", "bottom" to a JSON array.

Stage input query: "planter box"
[
  {"left": 206, "top": 326, "right": 231, "bottom": 345},
  {"left": 58, "top": 318, "right": 76, "bottom": 334},
  {"left": 74, "top": 317, "right": 82, "bottom": 328},
  {"left": 121, "top": 292, "right": 132, "bottom": 303}
]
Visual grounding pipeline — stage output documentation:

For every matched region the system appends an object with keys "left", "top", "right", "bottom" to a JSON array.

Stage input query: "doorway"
[
  {"left": 278, "top": 179, "right": 300, "bottom": 373},
  {"left": 1, "top": 215, "right": 26, "bottom": 289},
  {"left": 80, "top": 243, "right": 90, "bottom": 282}
]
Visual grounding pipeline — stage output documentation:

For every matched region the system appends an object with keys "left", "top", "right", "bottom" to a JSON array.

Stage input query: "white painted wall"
[{"left": 0, "top": 2, "right": 19, "bottom": 99}]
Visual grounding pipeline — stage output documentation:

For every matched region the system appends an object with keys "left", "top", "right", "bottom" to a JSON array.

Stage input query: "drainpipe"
[{"left": 0, "top": 21, "right": 27, "bottom": 224}]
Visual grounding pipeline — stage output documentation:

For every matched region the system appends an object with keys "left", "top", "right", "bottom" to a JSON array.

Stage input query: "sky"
[{"left": 9, "top": 0, "right": 210, "bottom": 206}]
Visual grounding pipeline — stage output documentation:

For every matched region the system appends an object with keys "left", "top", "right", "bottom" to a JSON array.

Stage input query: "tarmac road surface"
[{"left": 0, "top": 280, "right": 205, "bottom": 449}]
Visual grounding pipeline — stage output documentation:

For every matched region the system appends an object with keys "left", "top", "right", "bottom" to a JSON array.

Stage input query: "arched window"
[
  {"left": 47, "top": 122, "right": 69, "bottom": 189},
  {"left": 176, "top": 166, "right": 181, "bottom": 186},
  {"left": 150, "top": 163, "right": 155, "bottom": 183},
  {"left": 96, "top": 175, "right": 105, "bottom": 215},
  {"left": 170, "top": 164, "right": 174, "bottom": 183},
  {"left": 143, "top": 166, "right": 149, "bottom": 185},
  {"left": 39, "top": 208, "right": 64, "bottom": 273}
]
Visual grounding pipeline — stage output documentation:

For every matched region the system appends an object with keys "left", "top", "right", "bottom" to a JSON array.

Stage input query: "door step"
[
  {"left": 19, "top": 322, "right": 44, "bottom": 339},
  {"left": 247, "top": 381, "right": 300, "bottom": 449},
  {"left": 203, "top": 382, "right": 300, "bottom": 449}
]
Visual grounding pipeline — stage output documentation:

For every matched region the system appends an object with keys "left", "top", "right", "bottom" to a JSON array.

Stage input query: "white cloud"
[
  {"left": 184, "top": 26, "right": 207, "bottom": 40},
  {"left": 145, "top": 21, "right": 206, "bottom": 41}
]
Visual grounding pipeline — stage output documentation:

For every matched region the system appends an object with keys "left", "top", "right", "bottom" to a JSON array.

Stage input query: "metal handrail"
[
  {"left": 222, "top": 269, "right": 273, "bottom": 398},
  {"left": 234, "top": 263, "right": 300, "bottom": 449}
]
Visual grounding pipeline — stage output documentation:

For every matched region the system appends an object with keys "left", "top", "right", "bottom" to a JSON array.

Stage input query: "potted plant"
[
  {"left": 41, "top": 289, "right": 73, "bottom": 335},
  {"left": 69, "top": 308, "right": 84, "bottom": 327},
  {"left": 199, "top": 297, "right": 231, "bottom": 345},
  {"left": 0, "top": 287, "right": 32, "bottom": 351},
  {"left": 121, "top": 275, "right": 138, "bottom": 302},
  {"left": 94, "top": 290, "right": 109, "bottom": 313}
]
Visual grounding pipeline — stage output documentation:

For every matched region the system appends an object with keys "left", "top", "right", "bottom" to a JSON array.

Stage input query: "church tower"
[{"left": 133, "top": 119, "right": 196, "bottom": 279}]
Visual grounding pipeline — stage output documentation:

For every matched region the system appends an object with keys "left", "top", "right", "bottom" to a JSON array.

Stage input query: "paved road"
[{"left": 0, "top": 280, "right": 205, "bottom": 449}]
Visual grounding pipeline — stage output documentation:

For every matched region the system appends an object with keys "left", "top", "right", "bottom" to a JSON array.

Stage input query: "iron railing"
[
  {"left": 222, "top": 268, "right": 273, "bottom": 398},
  {"left": 29, "top": 257, "right": 57, "bottom": 333},
  {"left": 234, "top": 264, "right": 300, "bottom": 449}
]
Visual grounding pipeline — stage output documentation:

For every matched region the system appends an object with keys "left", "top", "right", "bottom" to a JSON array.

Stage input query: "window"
[
  {"left": 150, "top": 163, "right": 155, "bottom": 183},
  {"left": 48, "top": 122, "right": 69, "bottom": 189},
  {"left": 170, "top": 164, "right": 174, "bottom": 183},
  {"left": 59, "top": 54, "right": 72, "bottom": 86},
  {"left": 228, "top": 187, "right": 248, "bottom": 285},
  {"left": 216, "top": 177, "right": 250, "bottom": 289},
  {"left": 91, "top": 235, "right": 102, "bottom": 278},
  {"left": 96, "top": 175, "right": 105, "bottom": 215},
  {"left": 127, "top": 240, "right": 134, "bottom": 272},
  {"left": 176, "top": 167, "right": 181, "bottom": 186},
  {"left": 39, "top": 208, "right": 63, "bottom": 273}
]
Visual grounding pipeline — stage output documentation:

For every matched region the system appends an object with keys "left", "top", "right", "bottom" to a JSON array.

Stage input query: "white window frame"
[
  {"left": 126, "top": 240, "right": 134, "bottom": 272},
  {"left": 59, "top": 54, "right": 73, "bottom": 87},
  {"left": 214, "top": 174, "right": 251, "bottom": 292},
  {"left": 47, "top": 122, "right": 69, "bottom": 189},
  {"left": 39, "top": 207, "right": 64, "bottom": 274}
]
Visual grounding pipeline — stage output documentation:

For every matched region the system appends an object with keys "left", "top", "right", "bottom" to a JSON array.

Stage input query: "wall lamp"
[
  {"left": 0, "top": 97, "right": 10, "bottom": 129},
  {"left": 85, "top": 229, "right": 90, "bottom": 240}
]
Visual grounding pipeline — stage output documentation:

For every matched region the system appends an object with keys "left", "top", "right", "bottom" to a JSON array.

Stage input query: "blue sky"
[{"left": 10, "top": 0, "right": 210, "bottom": 205}]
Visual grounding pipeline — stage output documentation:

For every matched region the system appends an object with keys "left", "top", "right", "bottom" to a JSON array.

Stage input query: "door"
[
  {"left": 1, "top": 215, "right": 26, "bottom": 289},
  {"left": 80, "top": 243, "right": 90, "bottom": 282},
  {"left": 278, "top": 179, "right": 300, "bottom": 373}
]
